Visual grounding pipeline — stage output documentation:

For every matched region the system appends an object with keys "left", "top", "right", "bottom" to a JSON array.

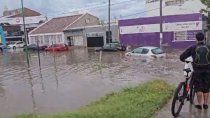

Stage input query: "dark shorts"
[{"left": 192, "top": 70, "right": 210, "bottom": 93}]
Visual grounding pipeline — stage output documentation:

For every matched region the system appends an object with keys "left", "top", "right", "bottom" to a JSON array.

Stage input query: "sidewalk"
[{"left": 155, "top": 99, "right": 210, "bottom": 118}]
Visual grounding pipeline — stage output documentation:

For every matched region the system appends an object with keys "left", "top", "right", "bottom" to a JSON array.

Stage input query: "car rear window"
[
  {"left": 151, "top": 48, "right": 164, "bottom": 54},
  {"left": 133, "top": 48, "right": 143, "bottom": 54}
]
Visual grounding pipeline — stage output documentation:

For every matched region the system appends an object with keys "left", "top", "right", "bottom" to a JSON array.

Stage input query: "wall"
[
  {"left": 29, "top": 33, "right": 65, "bottom": 46},
  {"left": 64, "top": 24, "right": 119, "bottom": 47},
  {"left": 145, "top": 0, "right": 206, "bottom": 17},
  {"left": 119, "top": 13, "right": 203, "bottom": 49},
  {"left": 69, "top": 13, "right": 100, "bottom": 28}
]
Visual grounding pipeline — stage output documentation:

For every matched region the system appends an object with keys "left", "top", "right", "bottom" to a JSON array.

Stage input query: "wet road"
[{"left": 0, "top": 47, "right": 184, "bottom": 118}]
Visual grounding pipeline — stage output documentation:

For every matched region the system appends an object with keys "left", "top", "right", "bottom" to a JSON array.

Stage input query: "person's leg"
[
  {"left": 203, "top": 92, "right": 209, "bottom": 105},
  {"left": 197, "top": 92, "right": 203, "bottom": 105}
]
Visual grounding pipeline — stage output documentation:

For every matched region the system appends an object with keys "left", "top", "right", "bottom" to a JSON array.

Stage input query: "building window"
[
  {"left": 165, "top": 0, "right": 184, "bottom": 6},
  {"left": 44, "top": 35, "right": 50, "bottom": 45},
  {"left": 174, "top": 31, "right": 187, "bottom": 41},
  {"left": 146, "top": 0, "right": 159, "bottom": 4},
  {"left": 57, "top": 35, "right": 62, "bottom": 43}
]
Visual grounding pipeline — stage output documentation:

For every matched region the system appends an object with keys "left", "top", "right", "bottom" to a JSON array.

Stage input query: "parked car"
[
  {"left": 23, "top": 44, "right": 47, "bottom": 51},
  {"left": 45, "top": 44, "right": 69, "bottom": 51},
  {"left": 0, "top": 43, "right": 6, "bottom": 52},
  {"left": 125, "top": 46, "right": 166, "bottom": 58},
  {"left": 96, "top": 42, "right": 126, "bottom": 52},
  {"left": 8, "top": 41, "right": 25, "bottom": 49}
]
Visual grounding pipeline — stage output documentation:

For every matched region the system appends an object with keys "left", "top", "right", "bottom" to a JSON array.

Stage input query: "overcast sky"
[{"left": 0, "top": 0, "right": 146, "bottom": 20}]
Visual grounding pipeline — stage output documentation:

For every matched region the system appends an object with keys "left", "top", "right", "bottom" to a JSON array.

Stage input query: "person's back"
[
  {"left": 180, "top": 34, "right": 210, "bottom": 70},
  {"left": 180, "top": 32, "right": 210, "bottom": 110}
]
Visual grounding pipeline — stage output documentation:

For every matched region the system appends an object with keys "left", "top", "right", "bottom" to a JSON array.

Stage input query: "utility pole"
[
  {"left": 21, "top": 0, "right": 28, "bottom": 44},
  {"left": 21, "top": 0, "right": 30, "bottom": 67},
  {"left": 160, "top": 0, "right": 163, "bottom": 49},
  {"left": 108, "top": 0, "right": 112, "bottom": 43}
]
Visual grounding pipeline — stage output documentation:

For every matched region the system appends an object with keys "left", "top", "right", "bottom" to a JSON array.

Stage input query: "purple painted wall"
[{"left": 119, "top": 13, "right": 202, "bottom": 49}]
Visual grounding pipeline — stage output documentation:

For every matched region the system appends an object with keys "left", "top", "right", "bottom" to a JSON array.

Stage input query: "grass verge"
[{"left": 17, "top": 80, "right": 174, "bottom": 118}]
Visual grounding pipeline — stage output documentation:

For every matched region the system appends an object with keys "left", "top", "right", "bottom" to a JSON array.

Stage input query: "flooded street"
[{"left": 0, "top": 48, "right": 183, "bottom": 118}]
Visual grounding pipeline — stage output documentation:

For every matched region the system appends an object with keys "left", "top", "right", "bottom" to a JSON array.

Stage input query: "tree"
[{"left": 201, "top": 0, "right": 210, "bottom": 8}]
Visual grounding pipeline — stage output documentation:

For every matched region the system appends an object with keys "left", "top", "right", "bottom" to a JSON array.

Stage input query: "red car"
[{"left": 45, "top": 44, "right": 69, "bottom": 51}]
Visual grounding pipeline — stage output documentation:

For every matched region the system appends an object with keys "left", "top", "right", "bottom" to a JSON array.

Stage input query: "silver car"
[{"left": 125, "top": 46, "right": 166, "bottom": 58}]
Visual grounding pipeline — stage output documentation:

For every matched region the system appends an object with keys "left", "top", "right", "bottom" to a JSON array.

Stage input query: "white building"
[{"left": 146, "top": 0, "right": 207, "bottom": 17}]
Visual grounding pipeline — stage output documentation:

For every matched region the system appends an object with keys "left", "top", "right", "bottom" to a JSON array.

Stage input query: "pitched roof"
[
  {"left": 3, "top": 8, "right": 41, "bottom": 18},
  {"left": 29, "top": 14, "right": 83, "bottom": 35}
]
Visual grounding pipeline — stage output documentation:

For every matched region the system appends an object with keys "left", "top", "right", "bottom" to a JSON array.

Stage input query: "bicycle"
[{"left": 171, "top": 61, "right": 195, "bottom": 117}]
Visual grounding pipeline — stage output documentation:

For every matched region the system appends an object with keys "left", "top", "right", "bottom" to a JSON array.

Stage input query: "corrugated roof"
[{"left": 29, "top": 14, "right": 83, "bottom": 35}]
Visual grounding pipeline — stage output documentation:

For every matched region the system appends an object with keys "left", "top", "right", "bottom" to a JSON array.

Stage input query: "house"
[
  {"left": 64, "top": 22, "right": 119, "bottom": 47},
  {"left": 0, "top": 7, "right": 47, "bottom": 42},
  {"left": 29, "top": 13, "right": 100, "bottom": 46},
  {"left": 119, "top": 13, "right": 204, "bottom": 49}
]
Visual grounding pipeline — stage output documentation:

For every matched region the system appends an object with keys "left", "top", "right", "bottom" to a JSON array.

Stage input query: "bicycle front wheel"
[{"left": 171, "top": 82, "right": 185, "bottom": 117}]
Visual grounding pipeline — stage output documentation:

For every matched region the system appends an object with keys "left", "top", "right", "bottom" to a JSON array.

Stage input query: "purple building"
[{"left": 119, "top": 13, "right": 204, "bottom": 49}]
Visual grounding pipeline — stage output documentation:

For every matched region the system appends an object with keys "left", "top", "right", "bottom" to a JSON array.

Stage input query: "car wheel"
[{"left": 13, "top": 46, "right": 16, "bottom": 50}]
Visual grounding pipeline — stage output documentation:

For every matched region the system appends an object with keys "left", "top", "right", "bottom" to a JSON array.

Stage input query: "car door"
[
  {"left": 140, "top": 48, "right": 150, "bottom": 57},
  {"left": 20, "top": 42, "right": 25, "bottom": 48},
  {"left": 16, "top": 42, "right": 24, "bottom": 48}
]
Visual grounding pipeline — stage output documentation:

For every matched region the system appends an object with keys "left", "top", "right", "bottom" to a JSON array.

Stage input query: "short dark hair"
[{"left": 196, "top": 32, "right": 205, "bottom": 41}]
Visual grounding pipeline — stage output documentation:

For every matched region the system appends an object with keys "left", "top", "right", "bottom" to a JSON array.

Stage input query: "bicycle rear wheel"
[
  {"left": 190, "top": 85, "right": 195, "bottom": 104},
  {"left": 171, "top": 82, "right": 185, "bottom": 117}
]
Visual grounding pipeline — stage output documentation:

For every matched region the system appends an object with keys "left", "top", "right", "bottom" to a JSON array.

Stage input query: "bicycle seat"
[{"left": 183, "top": 68, "right": 191, "bottom": 73}]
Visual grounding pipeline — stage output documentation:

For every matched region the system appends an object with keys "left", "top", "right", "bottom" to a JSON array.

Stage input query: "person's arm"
[{"left": 180, "top": 46, "right": 194, "bottom": 62}]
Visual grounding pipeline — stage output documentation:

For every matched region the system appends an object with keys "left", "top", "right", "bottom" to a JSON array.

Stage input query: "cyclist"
[{"left": 180, "top": 32, "right": 210, "bottom": 110}]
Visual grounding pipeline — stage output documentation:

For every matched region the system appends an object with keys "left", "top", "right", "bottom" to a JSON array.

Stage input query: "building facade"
[
  {"left": 0, "top": 7, "right": 47, "bottom": 43},
  {"left": 64, "top": 24, "right": 119, "bottom": 47},
  {"left": 119, "top": 13, "right": 203, "bottom": 49},
  {"left": 29, "top": 13, "right": 100, "bottom": 46},
  {"left": 145, "top": 0, "right": 206, "bottom": 17}
]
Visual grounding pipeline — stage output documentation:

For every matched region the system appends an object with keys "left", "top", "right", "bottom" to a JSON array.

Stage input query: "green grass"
[{"left": 17, "top": 80, "right": 174, "bottom": 118}]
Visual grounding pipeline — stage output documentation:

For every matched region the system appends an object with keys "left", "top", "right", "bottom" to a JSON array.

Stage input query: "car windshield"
[
  {"left": 9, "top": 42, "right": 16, "bottom": 44},
  {"left": 104, "top": 44, "right": 115, "bottom": 48},
  {"left": 151, "top": 48, "right": 164, "bottom": 54},
  {"left": 29, "top": 44, "right": 37, "bottom": 47}
]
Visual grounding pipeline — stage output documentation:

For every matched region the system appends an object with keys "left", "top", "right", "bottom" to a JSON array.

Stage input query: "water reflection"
[
  {"left": 26, "top": 69, "right": 37, "bottom": 115},
  {"left": 53, "top": 52, "right": 59, "bottom": 88},
  {"left": 0, "top": 83, "right": 5, "bottom": 97},
  {"left": 39, "top": 67, "right": 45, "bottom": 94}
]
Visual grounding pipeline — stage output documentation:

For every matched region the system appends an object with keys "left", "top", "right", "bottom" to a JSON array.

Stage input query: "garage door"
[{"left": 87, "top": 37, "right": 104, "bottom": 47}]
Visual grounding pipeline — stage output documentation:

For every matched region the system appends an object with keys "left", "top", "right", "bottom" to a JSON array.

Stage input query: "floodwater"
[{"left": 0, "top": 47, "right": 183, "bottom": 118}]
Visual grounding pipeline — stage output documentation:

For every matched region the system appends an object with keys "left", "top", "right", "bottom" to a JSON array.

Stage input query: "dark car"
[
  {"left": 0, "top": 43, "right": 8, "bottom": 52},
  {"left": 23, "top": 44, "right": 47, "bottom": 51},
  {"left": 96, "top": 42, "right": 126, "bottom": 52}
]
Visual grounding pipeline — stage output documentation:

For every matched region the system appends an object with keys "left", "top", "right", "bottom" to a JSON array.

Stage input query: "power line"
[{"left": 46, "top": 0, "right": 138, "bottom": 17}]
